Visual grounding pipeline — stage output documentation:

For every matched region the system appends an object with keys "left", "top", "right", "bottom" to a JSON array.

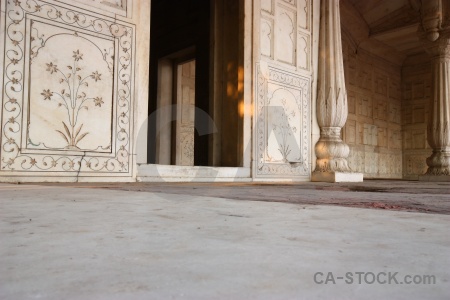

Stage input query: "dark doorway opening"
[{"left": 148, "top": 0, "right": 243, "bottom": 167}]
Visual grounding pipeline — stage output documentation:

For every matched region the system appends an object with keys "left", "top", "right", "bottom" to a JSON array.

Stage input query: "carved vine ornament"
[{"left": 1, "top": 0, "right": 133, "bottom": 174}]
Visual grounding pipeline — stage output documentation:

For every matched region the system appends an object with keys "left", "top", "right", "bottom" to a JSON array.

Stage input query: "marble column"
[
  {"left": 311, "top": 0, "right": 362, "bottom": 182},
  {"left": 419, "top": 33, "right": 450, "bottom": 181}
]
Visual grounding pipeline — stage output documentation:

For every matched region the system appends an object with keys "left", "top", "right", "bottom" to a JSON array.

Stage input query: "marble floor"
[{"left": 1, "top": 182, "right": 449, "bottom": 299}]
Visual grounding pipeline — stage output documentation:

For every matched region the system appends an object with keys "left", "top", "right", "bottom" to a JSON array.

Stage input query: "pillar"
[
  {"left": 419, "top": 32, "right": 450, "bottom": 181},
  {"left": 311, "top": 0, "right": 362, "bottom": 182}
]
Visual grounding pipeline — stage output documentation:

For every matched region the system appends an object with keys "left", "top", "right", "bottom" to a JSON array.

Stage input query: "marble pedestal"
[{"left": 312, "top": 171, "right": 363, "bottom": 183}]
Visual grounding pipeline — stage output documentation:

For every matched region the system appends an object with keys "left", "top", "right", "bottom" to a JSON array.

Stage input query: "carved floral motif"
[
  {"left": 256, "top": 64, "right": 310, "bottom": 176},
  {"left": 271, "top": 98, "right": 298, "bottom": 162},
  {"left": 41, "top": 50, "right": 104, "bottom": 149},
  {"left": 1, "top": 0, "right": 134, "bottom": 175}
]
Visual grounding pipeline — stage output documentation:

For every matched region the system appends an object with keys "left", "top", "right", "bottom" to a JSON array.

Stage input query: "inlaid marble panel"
[
  {"left": 176, "top": 60, "right": 195, "bottom": 166},
  {"left": 260, "top": 17, "right": 274, "bottom": 58},
  {"left": 298, "top": 0, "right": 309, "bottom": 29},
  {"left": 26, "top": 20, "right": 114, "bottom": 153},
  {"left": 275, "top": 5, "right": 296, "bottom": 66},
  {"left": 297, "top": 32, "right": 309, "bottom": 70},
  {"left": 260, "top": 0, "right": 311, "bottom": 71},
  {"left": 0, "top": 0, "right": 135, "bottom": 177},
  {"left": 255, "top": 64, "right": 310, "bottom": 177},
  {"left": 255, "top": 0, "right": 312, "bottom": 180}
]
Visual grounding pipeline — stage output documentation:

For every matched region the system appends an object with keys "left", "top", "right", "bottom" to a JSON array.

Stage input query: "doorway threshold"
[{"left": 137, "top": 164, "right": 251, "bottom": 182}]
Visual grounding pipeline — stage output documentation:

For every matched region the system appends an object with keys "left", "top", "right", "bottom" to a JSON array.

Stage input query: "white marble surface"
[
  {"left": 253, "top": 0, "right": 314, "bottom": 181},
  {"left": 0, "top": 0, "right": 139, "bottom": 180},
  {"left": 312, "top": 171, "right": 364, "bottom": 183},
  {"left": 0, "top": 183, "right": 449, "bottom": 299},
  {"left": 137, "top": 164, "right": 251, "bottom": 182}
]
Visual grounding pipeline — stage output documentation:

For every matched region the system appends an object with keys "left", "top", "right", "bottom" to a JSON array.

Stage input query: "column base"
[
  {"left": 418, "top": 175, "right": 450, "bottom": 182},
  {"left": 311, "top": 171, "right": 363, "bottom": 183}
]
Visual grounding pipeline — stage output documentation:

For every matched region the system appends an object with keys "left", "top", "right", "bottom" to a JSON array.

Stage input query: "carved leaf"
[
  {"left": 74, "top": 124, "right": 83, "bottom": 140},
  {"left": 62, "top": 121, "right": 71, "bottom": 139},
  {"left": 75, "top": 132, "right": 89, "bottom": 145},
  {"left": 56, "top": 130, "right": 69, "bottom": 143}
]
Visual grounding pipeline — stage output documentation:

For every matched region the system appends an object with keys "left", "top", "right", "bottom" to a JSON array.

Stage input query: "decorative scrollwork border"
[
  {"left": 0, "top": 0, "right": 135, "bottom": 176},
  {"left": 255, "top": 63, "right": 310, "bottom": 177}
]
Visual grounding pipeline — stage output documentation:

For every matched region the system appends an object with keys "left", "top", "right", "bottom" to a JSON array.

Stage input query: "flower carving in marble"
[{"left": 42, "top": 50, "right": 103, "bottom": 149}]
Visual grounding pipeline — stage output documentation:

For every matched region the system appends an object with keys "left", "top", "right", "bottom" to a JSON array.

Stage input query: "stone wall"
[
  {"left": 0, "top": 0, "right": 149, "bottom": 182},
  {"left": 401, "top": 54, "right": 431, "bottom": 180},
  {"left": 253, "top": 0, "right": 314, "bottom": 180},
  {"left": 342, "top": 40, "right": 403, "bottom": 179}
]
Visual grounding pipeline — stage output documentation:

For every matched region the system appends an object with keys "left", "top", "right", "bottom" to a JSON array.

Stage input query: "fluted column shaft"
[
  {"left": 314, "top": 0, "right": 351, "bottom": 173},
  {"left": 425, "top": 36, "right": 450, "bottom": 175}
]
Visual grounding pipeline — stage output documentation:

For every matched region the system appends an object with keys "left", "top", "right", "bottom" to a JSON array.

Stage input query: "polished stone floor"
[
  {"left": 1, "top": 181, "right": 449, "bottom": 299},
  {"left": 43, "top": 179, "right": 450, "bottom": 214}
]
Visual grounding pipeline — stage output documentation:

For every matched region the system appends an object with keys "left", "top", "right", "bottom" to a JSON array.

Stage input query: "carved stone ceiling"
[{"left": 348, "top": 0, "right": 424, "bottom": 56}]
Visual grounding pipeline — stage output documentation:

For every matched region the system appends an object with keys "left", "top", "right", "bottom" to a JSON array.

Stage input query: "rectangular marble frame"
[
  {"left": 255, "top": 62, "right": 310, "bottom": 179},
  {"left": 274, "top": 3, "right": 297, "bottom": 66},
  {"left": 0, "top": 0, "right": 135, "bottom": 178},
  {"left": 21, "top": 16, "right": 118, "bottom": 156}
]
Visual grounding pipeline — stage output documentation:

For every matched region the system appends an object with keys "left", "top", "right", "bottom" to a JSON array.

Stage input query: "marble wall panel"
[
  {"left": 347, "top": 146, "right": 365, "bottom": 173},
  {"left": 389, "top": 103, "right": 401, "bottom": 124},
  {"left": 297, "top": 0, "right": 309, "bottom": 29},
  {"left": 261, "top": 0, "right": 274, "bottom": 15},
  {"left": 297, "top": 32, "right": 309, "bottom": 70},
  {"left": 260, "top": 17, "right": 274, "bottom": 59},
  {"left": 342, "top": 39, "right": 402, "bottom": 178},
  {"left": 377, "top": 127, "right": 387, "bottom": 148},
  {"left": 176, "top": 60, "right": 195, "bottom": 166},
  {"left": 401, "top": 59, "right": 431, "bottom": 179},
  {"left": 275, "top": 5, "right": 296, "bottom": 66},
  {"left": 405, "top": 154, "right": 428, "bottom": 177},
  {"left": 260, "top": 0, "right": 311, "bottom": 71},
  {"left": 255, "top": 0, "right": 312, "bottom": 179},
  {"left": 344, "top": 119, "right": 357, "bottom": 145},
  {"left": 26, "top": 20, "right": 114, "bottom": 153},
  {"left": 0, "top": 0, "right": 135, "bottom": 178},
  {"left": 388, "top": 129, "right": 402, "bottom": 150},
  {"left": 374, "top": 95, "right": 387, "bottom": 121},
  {"left": 255, "top": 64, "right": 310, "bottom": 177}
]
